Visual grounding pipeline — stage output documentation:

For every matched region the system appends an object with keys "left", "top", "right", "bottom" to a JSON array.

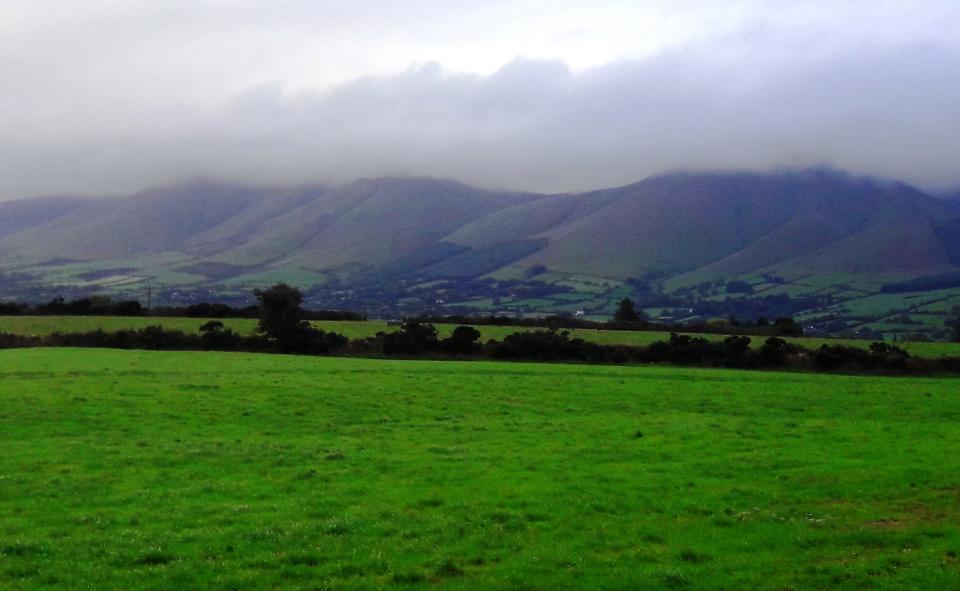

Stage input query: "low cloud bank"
[{"left": 2, "top": 41, "right": 959, "bottom": 198}]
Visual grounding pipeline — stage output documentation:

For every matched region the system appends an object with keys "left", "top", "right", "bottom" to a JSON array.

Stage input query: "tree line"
[
  {"left": 406, "top": 298, "right": 804, "bottom": 337},
  {"left": 0, "top": 291, "right": 803, "bottom": 338},
  {"left": 0, "top": 294, "right": 365, "bottom": 321},
  {"left": 1, "top": 284, "right": 958, "bottom": 375}
]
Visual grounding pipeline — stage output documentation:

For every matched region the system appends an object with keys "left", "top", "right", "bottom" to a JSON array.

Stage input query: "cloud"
[{"left": 1, "top": 2, "right": 959, "bottom": 198}]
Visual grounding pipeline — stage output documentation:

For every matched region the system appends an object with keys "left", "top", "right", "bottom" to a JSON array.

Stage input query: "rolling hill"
[
  {"left": 1, "top": 169, "right": 959, "bottom": 329},
  {"left": 0, "top": 196, "right": 93, "bottom": 240},
  {"left": 451, "top": 171, "right": 959, "bottom": 280}
]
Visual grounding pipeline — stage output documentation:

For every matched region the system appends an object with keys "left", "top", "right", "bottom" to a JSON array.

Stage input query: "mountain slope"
[
  {"left": 0, "top": 196, "right": 93, "bottom": 240},
  {"left": 208, "top": 178, "right": 534, "bottom": 269},
  {"left": 447, "top": 170, "right": 960, "bottom": 280},
  {"left": 181, "top": 186, "right": 326, "bottom": 257},
  {"left": 0, "top": 181, "right": 272, "bottom": 260},
  {"left": 514, "top": 173, "right": 803, "bottom": 276},
  {"left": 1, "top": 170, "right": 958, "bottom": 293},
  {"left": 669, "top": 175, "right": 959, "bottom": 280}
]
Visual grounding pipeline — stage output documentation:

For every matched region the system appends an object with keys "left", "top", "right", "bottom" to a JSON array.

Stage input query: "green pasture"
[
  {"left": 0, "top": 315, "right": 258, "bottom": 336},
  {"left": 1, "top": 349, "right": 959, "bottom": 589}
]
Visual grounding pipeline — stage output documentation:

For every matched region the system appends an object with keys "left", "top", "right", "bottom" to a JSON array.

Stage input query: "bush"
[
  {"left": 489, "top": 330, "right": 612, "bottom": 362},
  {"left": 199, "top": 321, "right": 245, "bottom": 351},
  {"left": 378, "top": 321, "right": 439, "bottom": 355},
  {"left": 815, "top": 342, "right": 911, "bottom": 372},
  {"left": 47, "top": 327, "right": 199, "bottom": 350},
  {"left": 0, "top": 333, "right": 41, "bottom": 348},
  {"left": 442, "top": 326, "right": 482, "bottom": 355},
  {"left": 276, "top": 326, "right": 348, "bottom": 354},
  {"left": 758, "top": 336, "right": 800, "bottom": 366}
]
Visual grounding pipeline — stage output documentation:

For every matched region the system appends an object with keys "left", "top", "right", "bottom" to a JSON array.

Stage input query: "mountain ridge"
[{"left": 1, "top": 170, "right": 958, "bottom": 299}]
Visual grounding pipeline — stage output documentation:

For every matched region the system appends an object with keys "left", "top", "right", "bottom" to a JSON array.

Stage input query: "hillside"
[
  {"left": 0, "top": 177, "right": 532, "bottom": 268},
  {"left": 0, "top": 196, "right": 93, "bottom": 240},
  {"left": 209, "top": 178, "right": 534, "bottom": 269},
  {"left": 451, "top": 171, "right": 959, "bottom": 279},
  {"left": 1, "top": 170, "right": 959, "bottom": 335},
  {"left": 0, "top": 181, "right": 271, "bottom": 260}
]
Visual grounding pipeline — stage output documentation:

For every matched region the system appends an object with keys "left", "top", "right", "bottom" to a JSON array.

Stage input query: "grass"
[
  {"left": 0, "top": 315, "right": 258, "bottom": 336},
  {"left": 3, "top": 315, "right": 960, "bottom": 358},
  {"left": 2, "top": 348, "right": 960, "bottom": 589}
]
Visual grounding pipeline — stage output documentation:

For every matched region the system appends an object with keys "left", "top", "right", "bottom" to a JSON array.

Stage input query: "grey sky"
[{"left": 1, "top": 0, "right": 958, "bottom": 199}]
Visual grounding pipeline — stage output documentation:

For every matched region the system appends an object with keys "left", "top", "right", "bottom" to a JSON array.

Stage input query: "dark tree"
[
  {"left": 613, "top": 298, "right": 643, "bottom": 323},
  {"left": 378, "top": 321, "right": 440, "bottom": 355},
  {"left": 759, "top": 336, "right": 789, "bottom": 365},
  {"left": 773, "top": 317, "right": 803, "bottom": 336},
  {"left": 254, "top": 284, "right": 309, "bottom": 340},
  {"left": 443, "top": 325, "right": 483, "bottom": 354},
  {"left": 198, "top": 320, "right": 245, "bottom": 350},
  {"left": 251, "top": 284, "right": 348, "bottom": 353}
]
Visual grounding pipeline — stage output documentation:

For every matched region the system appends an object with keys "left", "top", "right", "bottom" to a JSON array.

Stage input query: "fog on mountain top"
[{"left": 2, "top": 42, "right": 959, "bottom": 199}]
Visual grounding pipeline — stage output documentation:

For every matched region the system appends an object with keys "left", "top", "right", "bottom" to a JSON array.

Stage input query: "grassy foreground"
[
  {"left": 2, "top": 349, "right": 960, "bottom": 589},
  {"left": 2, "top": 315, "right": 960, "bottom": 358}
]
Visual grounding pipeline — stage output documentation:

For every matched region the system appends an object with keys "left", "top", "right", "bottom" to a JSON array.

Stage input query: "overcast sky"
[{"left": 1, "top": 0, "right": 959, "bottom": 199}]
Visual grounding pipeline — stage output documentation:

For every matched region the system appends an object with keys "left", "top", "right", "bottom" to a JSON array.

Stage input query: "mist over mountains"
[{"left": 4, "top": 42, "right": 960, "bottom": 199}]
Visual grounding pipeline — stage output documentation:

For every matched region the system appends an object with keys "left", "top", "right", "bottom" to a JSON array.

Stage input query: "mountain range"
[{"left": 1, "top": 169, "right": 959, "bottom": 319}]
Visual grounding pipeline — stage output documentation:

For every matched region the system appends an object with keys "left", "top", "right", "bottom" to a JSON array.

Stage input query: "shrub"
[
  {"left": 378, "top": 321, "right": 439, "bottom": 355},
  {"left": 442, "top": 326, "right": 482, "bottom": 355},
  {"left": 0, "top": 333, "right": 41, "bottom": 348}
]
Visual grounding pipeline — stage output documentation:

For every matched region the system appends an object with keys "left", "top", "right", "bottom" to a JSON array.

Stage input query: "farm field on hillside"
[
  {"left": 1, "top": 349, "right": 960, "bottom": 589},
  {"left": 2, "top": 315, "right": 960, "bottom": 358},
  {"left": 0, "top": 315, "right": 259, "bottom": 336}
]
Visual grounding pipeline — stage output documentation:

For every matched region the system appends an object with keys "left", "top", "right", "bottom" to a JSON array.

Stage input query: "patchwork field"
[
  {"left": 2, "top": 315, "right": 960, "bottom": 358},
  {"left": 2, "top": 349, "right": 960, "bottom": 589}
]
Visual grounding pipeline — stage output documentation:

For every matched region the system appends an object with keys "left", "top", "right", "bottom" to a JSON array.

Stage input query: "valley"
[{"left": 2, "top": 170, "right": 960, "bottom": 340}]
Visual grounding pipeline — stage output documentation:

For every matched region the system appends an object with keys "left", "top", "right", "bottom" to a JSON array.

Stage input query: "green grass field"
[
  {"left": 2, "top": 348, "right": 960, "bottom": 589},
  {"left": 3, "top": 315, "right": 960, "bottom": 358},
  {"left": 0, "top": 315, "right": 259, "bottom": 337}
]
